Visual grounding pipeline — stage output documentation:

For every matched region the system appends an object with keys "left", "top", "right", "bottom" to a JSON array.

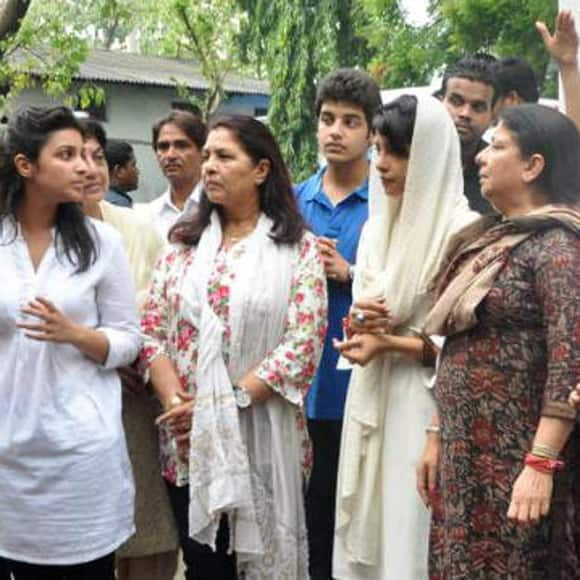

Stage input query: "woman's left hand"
[
  {"left": 18, "top": 297, "right": 81, "bottom": 343},
  {"left": 156, "top": 392, "right": 194, "bottom": 462},
  {"left": 333, "top": 333, "right": 390, "bottom": 366},
  {"left": 507, "top": 465, "right": 553, "bottom": 525}
]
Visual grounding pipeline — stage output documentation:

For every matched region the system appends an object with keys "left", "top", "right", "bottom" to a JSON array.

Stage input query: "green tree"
[
  {"left": 359, "top": 0, "right": 448, "bottom": 87},
  {"left": 361, "top": 0, "right": 559, "bottom": 92},
  {"left": 0, "top": 0, "right": 91, "bottom": 113},
  {"left": 136, "top": 0, "right": 243, "bottom": 119},
  {"left": 237, "top": 0, "right": 372, "bottom": 180},
  {"left": 435, "top": 0, "right": 558, "bottom": 87}
]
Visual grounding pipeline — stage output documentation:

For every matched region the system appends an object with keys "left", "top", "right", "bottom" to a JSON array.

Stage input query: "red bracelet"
[{"left": 524, "top": 453, "right": 565, "bottom": 473}]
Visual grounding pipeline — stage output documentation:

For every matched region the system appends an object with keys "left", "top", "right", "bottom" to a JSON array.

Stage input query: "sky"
[{"left": 400, "top": 0, "right": 429, "bottom": 26}]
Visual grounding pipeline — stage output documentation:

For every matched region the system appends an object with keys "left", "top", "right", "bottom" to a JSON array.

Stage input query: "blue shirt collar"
[{"left": 305, "top": 165, "right": 369, "bottom": 204}]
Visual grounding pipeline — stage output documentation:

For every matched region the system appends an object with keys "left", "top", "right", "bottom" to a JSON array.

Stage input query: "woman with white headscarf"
[{"left": 333, "top": 95, "right": 476, "bottom": 579}]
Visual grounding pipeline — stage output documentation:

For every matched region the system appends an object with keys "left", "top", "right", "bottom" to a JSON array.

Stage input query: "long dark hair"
[
  {"left": 171, "top": 115, "right": 305, "bottom": 246},
  {"left": 500, "top": 104, "right": 580, "bottom": 204},
  {"left": 0, "top": 106, "right": 97, "bottom": 273}
]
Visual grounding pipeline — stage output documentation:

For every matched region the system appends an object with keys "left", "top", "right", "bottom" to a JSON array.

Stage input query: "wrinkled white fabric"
[
  {"left": 0, "top": 218, "right": 140, "bottom": 565},
  {"left": 182, "top": 212, "right": 309, "bottom": 578},
  {"left": 334, "top": 96, "right": 476, "bottom": 577}
]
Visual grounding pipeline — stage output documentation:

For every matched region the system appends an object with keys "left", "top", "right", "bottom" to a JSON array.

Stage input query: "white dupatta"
[
  {"left": 335, "top": 96, "right": 476, "bottom": 566},
  {"left": 182, "top": 211, "right": 308, "bottom": 578}
]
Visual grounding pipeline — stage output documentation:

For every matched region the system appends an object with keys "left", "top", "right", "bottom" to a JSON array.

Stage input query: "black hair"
[
  {"left": 80, "top": 119, "right": 107, "bottom": 150},
  {"left": 105, "top": 140, "right": 135, "bottom": 172},
  {"left": 500, "top": 104, "right": 580, "bottom": 203},
  {"left": 0, "top": 106, "right": 97, "bottom": 273},
  {"left": 315, "top": 68, "right": 382, "bottom": 129},
  {"left": 152, "top": 110, "right": 207, "bottom": 151},
  {"left": 441, "top": 55, "right": 500, "bottom": 106},
  {"left": 496, "top": 57, "right": 539, "bottom": 103},
  {"left": 171, "top": 114, "right": 305, "bottom": 246},
  {"left": 372, "top": 95, "right": 418, "bottom": 158}
]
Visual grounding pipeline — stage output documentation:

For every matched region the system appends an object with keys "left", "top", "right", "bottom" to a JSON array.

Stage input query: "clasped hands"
[{"left": 333, "top": 297, "right": 392, "bottom": 366}]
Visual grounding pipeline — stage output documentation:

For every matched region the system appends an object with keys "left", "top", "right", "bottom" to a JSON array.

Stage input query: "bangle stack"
[{"left": 525, "top": 443, "right": 565, "bottom": 474}]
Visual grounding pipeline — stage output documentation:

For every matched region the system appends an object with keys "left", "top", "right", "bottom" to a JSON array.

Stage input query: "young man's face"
[
  {"left": 317, "top": 101, "right": 371, "bottom": 165},
  {"left": 443, "top": 77, "right": 495, "bottom": 147}
]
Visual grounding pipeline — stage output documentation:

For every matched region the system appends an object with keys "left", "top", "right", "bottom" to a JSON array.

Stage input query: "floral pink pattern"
[{"left": 140, "top": 234, "right": 327, "bottom": 485}]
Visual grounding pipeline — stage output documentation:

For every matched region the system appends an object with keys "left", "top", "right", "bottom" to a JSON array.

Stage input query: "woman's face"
[
  {"left": 201, "top": 127, "right": 269, "bottom": 212},
  {"left": 83, "top": 137, "right": 109, "bottom": 202},
  {"left": 17, "top": 129, "right": 87, "bottom": 205},
  {"left": 373, "top": 133, "right": 408, "bottom": 197}
]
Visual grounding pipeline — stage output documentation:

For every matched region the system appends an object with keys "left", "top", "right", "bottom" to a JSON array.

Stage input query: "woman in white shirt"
[{"left": 0, "top": 106, "right": 141, "bottom": 580}]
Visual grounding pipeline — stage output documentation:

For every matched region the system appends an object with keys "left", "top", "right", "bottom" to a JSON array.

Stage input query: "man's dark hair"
[
  {"left": 441, "top": 55, "right": 500, "bottom": 106},
  {"left": 496, "top": 57, "right": 539, "bottom": 103},
  {"left": 315, "top": 68, "right": 382, "bottom": 129},
  {"left": 152, "top": 110, "right": 207, "bottom": 151},
  {"left": 105, "top": 140, "right": 135, "bottom": 172}
]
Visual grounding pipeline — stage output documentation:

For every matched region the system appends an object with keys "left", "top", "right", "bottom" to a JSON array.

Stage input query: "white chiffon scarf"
[
  {"left": 181, "top": 211, "right": 308, "bottom": 578},
  {"left": 335, "top": 96, "right": 476, "bottom": 566}
]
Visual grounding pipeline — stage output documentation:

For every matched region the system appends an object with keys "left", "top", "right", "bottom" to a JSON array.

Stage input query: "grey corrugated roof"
[{"left": 15, "top": 48, "right": 270, "bottom": 95}]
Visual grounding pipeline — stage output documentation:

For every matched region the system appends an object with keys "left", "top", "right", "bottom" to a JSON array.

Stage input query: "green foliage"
[
  {"left": 237, "top": 0, "right": 373, "bottom": 181},
  {"left": 359, "top": 0, "right": 558, "bottom": 93},
  {"left": 137, "top": 0, "right": 243, "bottom": 119},
  {"left": 0, "top": 0, "right": 90, "bottom": 114},
  {"left": 436, "top": 0, "right": 558, "bottom": 83}
]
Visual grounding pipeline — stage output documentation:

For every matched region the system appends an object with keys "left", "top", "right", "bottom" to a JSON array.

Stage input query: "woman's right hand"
[
  {"left": 350, "top": 298, "right": 391, "bottom": 335},
  {"left": 416, "top": 433, "right": 441, "bottom": 507}
]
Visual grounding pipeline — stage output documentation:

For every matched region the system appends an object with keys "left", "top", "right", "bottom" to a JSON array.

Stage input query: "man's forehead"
[
  {"left": 157, "top": 123, "right": 193, "bottom": 143},
  {"left": 445, "top": 77, "right": 494, "bottom": 104},
  {"left": 319, "top": 101, "right": 365, "bottom": 117}
]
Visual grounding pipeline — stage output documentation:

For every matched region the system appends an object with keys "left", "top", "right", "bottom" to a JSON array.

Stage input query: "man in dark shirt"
[
  {"left": 440, "top": 55, "right": 499, "bottom": 214},
  {"left": 105, "top": 140, "right": 139, "bottom": 207}
]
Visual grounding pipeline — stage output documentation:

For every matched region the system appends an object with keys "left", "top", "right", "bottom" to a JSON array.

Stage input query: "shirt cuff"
[
  {"left": 98, "top": 327, "right": 142, "bottom": 370},
  {"left": 255, "top": 365, "right": 304, "bottom": 407}
]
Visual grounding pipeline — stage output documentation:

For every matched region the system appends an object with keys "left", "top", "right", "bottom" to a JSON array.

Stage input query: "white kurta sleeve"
[{"left": 96, "top": 233, "right": 142, "bottom": 369}]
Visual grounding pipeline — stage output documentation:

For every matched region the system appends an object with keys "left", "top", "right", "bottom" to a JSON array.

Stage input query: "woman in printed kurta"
[
  {"left": 140, "top": 114, "right": 326, "bottom": 580},
  {"left": 420, "top": 104, "right": 580, "bottom": 578},
  {"left": 141, "top": 232, "right": 326, "bottom": 485}
]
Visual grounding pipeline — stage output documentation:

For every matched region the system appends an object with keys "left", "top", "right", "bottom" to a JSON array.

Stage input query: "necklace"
[{"left": 222, "top": 220, "right": 258, "bottom": 245}]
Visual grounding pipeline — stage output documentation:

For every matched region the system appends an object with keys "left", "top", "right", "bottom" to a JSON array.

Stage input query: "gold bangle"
[
  {"left": 425, "top": 425, "right": 441, "bottom": 435},
  {"left": 165, "top": 394, "right": 181, "bottom": 411},
  {"left": 531, "top": 443, "right": 559, "bottom": 460}
]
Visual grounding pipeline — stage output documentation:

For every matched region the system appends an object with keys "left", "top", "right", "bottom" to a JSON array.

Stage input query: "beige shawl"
[{"left": 424, "top": 204, "right": 580, "bottom": 336}]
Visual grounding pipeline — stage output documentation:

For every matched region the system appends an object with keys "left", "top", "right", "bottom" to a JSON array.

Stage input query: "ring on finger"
[{"left": 355, "top": 311, "right": 366, "bottom": 324}]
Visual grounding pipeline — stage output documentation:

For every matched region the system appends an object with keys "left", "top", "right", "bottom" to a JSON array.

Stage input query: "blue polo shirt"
[{"left": 296, "top": 166, "right": 369, "bottom": 420}]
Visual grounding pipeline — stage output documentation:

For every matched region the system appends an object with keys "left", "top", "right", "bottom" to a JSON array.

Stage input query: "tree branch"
[{"left": 0, "top": 0, "right": 31, "bottom": 43}]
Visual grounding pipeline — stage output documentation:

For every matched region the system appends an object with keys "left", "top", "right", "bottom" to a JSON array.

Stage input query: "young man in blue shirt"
[{"left": 296, "top": 68, "right": 381, "bottom": 580}]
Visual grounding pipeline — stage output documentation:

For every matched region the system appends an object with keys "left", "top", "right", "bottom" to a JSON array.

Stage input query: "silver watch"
[
  {"left": 348, "top": 264, "right": 356, "bottom": 281},
  {"left": 233, "top": 384, "right": 252, "bottom": 409}
]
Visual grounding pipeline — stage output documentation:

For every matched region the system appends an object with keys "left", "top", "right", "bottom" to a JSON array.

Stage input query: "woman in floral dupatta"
[{"left": 140, "top": 115, "right": 327, "bottom": 580}]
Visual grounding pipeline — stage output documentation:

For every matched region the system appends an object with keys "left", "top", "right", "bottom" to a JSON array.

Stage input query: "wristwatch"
[{"left": 233, "top": 384, "right": 252, "bottom": 409}]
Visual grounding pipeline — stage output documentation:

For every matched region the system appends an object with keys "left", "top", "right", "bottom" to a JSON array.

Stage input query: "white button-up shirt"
[
  {"left": 0, "top": 218, "right": 141, "bottom": 565},
  {"left": 139, "top": 182, "right": 201, "bottom": 242}
]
